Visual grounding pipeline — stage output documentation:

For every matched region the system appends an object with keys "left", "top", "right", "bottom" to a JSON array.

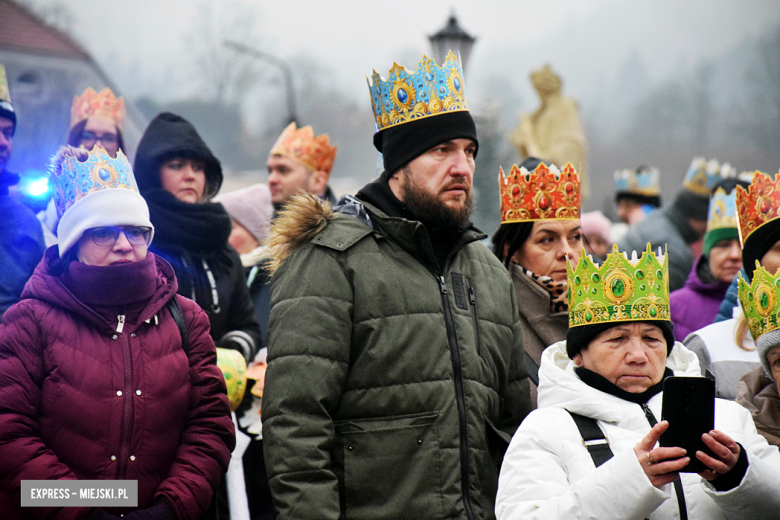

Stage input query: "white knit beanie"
[
  {"left": 57, "top": 188, "right": 153, "bottom": 256},
  {"left": 51, "top": 146, "right": 154, "bottom": 256}
]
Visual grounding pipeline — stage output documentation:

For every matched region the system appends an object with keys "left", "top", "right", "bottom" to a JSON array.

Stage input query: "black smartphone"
[{"left": 660, "top": 376, "right": 715, "bottom": 473}]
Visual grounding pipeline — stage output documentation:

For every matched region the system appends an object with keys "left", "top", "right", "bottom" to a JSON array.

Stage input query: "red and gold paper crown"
[
  {"left": 270, "top": 122, "right": 337, "bottom": 176},
  {"left": 736, "top": 170, "right": 780, "bottom": 246},
  {"left": 499, "top": 162, "right": 580, "bottom": 223},
  {"left": 70, "top": 87, "right": 126, "bottom": 132}
]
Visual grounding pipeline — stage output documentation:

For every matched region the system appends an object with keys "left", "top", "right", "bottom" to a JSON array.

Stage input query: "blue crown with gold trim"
[
  {"left": 683, "top": 157, "right": 731, "bottom": 196},
  {"left": 367, "top": 50, "right": 468, "bottom": 132},
  {"left": 614, "top": 167, "right": 659, "bottom": 196},
  {"left": 51, "top": 146, "right": 140, "bottom": 219},
  {"left": 707, "top": 186, "right": 738, "bottom": 232}
]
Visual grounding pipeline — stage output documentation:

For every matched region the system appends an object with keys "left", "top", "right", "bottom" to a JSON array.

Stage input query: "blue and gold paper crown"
[
  {"left": 707, "top": 187, "right": 738, "bottom": 232},
  {"left": 683, "top": 157, "right": 732, "bottom": 196},
  {"left": 51, "top": 146, "right": 140, "bottom": 219},
  {"left": 568, "top": 244, "right": 670, "bottom": 328},
  {"left": 367, "top": 50, "right": 468, "bottom": 132},
  {"left": 614, "top": 167, "right": 659, "bottom": 196}
]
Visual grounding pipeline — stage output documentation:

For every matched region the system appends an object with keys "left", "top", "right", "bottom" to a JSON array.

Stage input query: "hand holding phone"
[{"left": 660, "top": 376, "right": 715, "bottom": 473}]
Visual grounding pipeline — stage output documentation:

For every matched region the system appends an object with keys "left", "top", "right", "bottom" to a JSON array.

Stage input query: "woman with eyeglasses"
[
  {"left": 67, "top": 87, "right": 126, "bottom": 158},
  {"left": 0, "top": 146, "right": 234, "bottom": 519}
]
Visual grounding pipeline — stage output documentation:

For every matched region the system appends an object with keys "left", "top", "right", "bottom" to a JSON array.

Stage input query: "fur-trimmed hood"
[{"left": 266, "top": 193, "right": 334, "bottom": 274}]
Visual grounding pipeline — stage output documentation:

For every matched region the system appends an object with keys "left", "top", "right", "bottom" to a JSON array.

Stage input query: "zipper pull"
[
  {"left": 116, "top": 315, "right": 125, "bottom": 334},
  {"left": 469, "top": 285, "right": 476, "bottom": 305},
  {"left": 438, "top": 276, "right": 448, "bottom": 294}
]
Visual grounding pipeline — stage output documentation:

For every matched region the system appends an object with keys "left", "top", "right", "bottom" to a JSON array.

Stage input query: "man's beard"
[{"left": 400, "top": 167, "right": 473, "bottom": 233}]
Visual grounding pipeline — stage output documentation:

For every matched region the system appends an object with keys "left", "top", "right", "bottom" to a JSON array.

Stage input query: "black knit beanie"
[
  {"left": 672, "top": 188, "right": 709, "bottom": 222},
  {"left": 373, "top": 111, "right": 478, "bottom": 175},
  {"left": 566, "top": 320, "right": 676, "bottom": 359},
  {"left": 742, "top": 218, "right": 780, "bottom": 281}
]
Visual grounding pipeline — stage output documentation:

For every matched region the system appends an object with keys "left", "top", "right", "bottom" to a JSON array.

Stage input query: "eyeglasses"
[
  {"left": 80, "top": 131, "right": 119, "bottom": 147},
  {"left": 87, "top": 226, "right": 152, "bottom": 246}
]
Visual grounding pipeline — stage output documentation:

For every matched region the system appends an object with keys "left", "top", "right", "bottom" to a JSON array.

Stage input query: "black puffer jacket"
[{"left": 133, "top": 112, "right": 261, "bottom": 362}]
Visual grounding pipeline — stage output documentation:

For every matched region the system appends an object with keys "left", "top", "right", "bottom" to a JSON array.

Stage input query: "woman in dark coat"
[
  {"left": 493, "top": 157, "right": 583, "bottom": 407},
  {"left": 0, "top": 146, "right": 234, "bottom": 520},
  {"left": 133, "top": 112, "right": 261, "bottom": 363}
]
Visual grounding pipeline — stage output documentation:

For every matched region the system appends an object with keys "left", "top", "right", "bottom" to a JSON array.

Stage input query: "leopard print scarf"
[{"left": 521, "top": 266, "right": 569, "bottom": 313}]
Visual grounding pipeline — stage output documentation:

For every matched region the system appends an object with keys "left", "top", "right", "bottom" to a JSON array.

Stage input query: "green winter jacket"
[{"left": 262, "top": 194, "right": 531, "bottom": 520}]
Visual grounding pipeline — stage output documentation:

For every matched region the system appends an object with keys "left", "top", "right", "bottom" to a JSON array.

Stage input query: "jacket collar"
[
  {"left": 537, "top": 340, "right": 702, "bottom": 424},
  {"left": 357, "top": 198, "right": 485, "bottom": 274}
]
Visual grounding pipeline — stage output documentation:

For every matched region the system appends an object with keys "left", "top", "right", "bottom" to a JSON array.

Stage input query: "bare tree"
[{"left": 184, "top": 0, "right": 264, "bottom": 104}]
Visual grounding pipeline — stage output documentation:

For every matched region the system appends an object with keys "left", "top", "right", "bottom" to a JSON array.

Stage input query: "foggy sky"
[{"left": 24, "top": 0, "right": 780, "bottom": 112}]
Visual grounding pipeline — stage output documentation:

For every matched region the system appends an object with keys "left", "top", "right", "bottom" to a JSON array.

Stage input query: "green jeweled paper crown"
[
  {"left": 568, "top": 244, "right": 670, "bottom": 328},
  {"left": 367, "top": 50, "right": 468, "bottom": 132},
  {"left": 737, "top": 263, "right": 780, "bottom": 341}
]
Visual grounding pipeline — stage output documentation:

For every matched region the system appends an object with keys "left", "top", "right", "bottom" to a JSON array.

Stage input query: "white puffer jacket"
[{"left": 496, "top": 341, "right": 780, "bottom": 520}]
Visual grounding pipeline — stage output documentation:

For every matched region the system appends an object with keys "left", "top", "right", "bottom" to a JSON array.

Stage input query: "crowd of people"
[{"left": 1, "top": 46, "right": 780, "bottom": 520}]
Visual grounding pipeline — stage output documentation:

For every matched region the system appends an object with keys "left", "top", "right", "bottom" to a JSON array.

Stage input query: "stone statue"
[{"left": 509, "top": 64, "right": 589, "bottom": 198}]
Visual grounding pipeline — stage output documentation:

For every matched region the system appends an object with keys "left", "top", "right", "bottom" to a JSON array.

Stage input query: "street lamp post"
[
  {"left": 428, "top": 14, "right": 476, "bottom": 71},
  {"left": 223, "top": 40, "right": 297, "bottom": 124}
]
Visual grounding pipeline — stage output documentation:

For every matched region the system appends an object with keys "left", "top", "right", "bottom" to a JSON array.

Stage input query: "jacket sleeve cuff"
[{"left": 710, "top": 442, "right": 748, "bottom": 492}]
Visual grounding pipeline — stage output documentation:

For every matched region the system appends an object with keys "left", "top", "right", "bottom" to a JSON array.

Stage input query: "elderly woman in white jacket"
[{"left": 496, "top": 246, "right": 780, "bottom": 520}]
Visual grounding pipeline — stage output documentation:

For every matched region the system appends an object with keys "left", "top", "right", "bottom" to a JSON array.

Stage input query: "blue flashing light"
[{"left": 27, "top": 177, "right": 50, "bottom": 197}]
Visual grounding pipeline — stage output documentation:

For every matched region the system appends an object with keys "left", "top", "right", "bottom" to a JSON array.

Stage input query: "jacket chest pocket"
[{"left": 334, "top": 411, "right": 444, "bottom": 520}]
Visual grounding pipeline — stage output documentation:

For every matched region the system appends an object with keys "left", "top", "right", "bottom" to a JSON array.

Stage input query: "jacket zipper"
[
  {"left": 466, "top": 278, "right": 481, "bottom": 356},
  {"left": 437, "top": 275, "right": 476, "bottom": 520},
  {"left": 116, "top": 315, "right": 133, "bottom": 478}
]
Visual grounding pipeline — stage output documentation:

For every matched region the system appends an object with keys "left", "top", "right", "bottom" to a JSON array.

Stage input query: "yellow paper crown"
[
  {"left": 568, "top": 244, "right": 670, "bottom": 328},
  {"left": 0, "top": 63, "right": 10, "bottom": 105},
  {"left": 270, "top": 122, "right": 337, "bottom": 176},
  {"left": 499, "top": 162, "right": 580, "bottom": 224},
  {"left": 70, "top": 87, "right": 126, "bottom": 132}
]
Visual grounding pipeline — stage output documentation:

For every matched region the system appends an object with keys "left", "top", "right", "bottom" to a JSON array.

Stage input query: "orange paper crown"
[
  {"left": 270, "top": 122, "right": 337, "bottom": 176},
  {"left": 736, "top": 170, "right": 780, "bottom": 246},
  {"left": 70, "top": 87, "right": 126, "bottom": 132},
  {"left": 499, "top": 162, "right": 580, "bottom": 223}
]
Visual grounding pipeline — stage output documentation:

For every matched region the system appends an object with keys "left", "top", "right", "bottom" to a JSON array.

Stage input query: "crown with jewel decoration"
[
  {"left": 683, "top": 157, "right": 732, "bottom": 196},
  {"left": 707, "top": 187, "right": 738, "bottom": 233},
  {"left": 735, "top": 170, "right": 780, "bottom": 247},
  {"left": 614, "top": 167, "right": 659, "bottom": 196},
  {"left": 367, "top": 50, "right": 468, "bottom": 132},
  {"left": 738, "top": 263, "right": 780, "bottom": 341},
  {"left": 51, "top": 146, "right": 139, "bottom": 219},
  {"left": 70, "top": 87, "right": 126, "bottom": 132},
  {"left": 270, "top": 122, "right": 337, "bottom": 175},
  {"left": 568, "top": 244, "right": 670, "bottom": 328},
  {"left": 499, "top": 161, "right": 580, "bottom": 223}
]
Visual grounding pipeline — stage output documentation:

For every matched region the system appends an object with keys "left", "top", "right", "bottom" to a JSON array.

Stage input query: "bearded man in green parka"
[{"left": 262, "top": 51, "right": 532, "bottom": 520}]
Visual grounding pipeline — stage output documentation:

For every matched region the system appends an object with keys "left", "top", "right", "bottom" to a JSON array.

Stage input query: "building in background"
[{"left": 0, "top": 0, "right": 146, "bottom": 181}]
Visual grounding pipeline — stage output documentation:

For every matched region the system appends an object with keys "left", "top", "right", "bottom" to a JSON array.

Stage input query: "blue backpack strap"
[{"left": 566, "top": 410, "right": 614, "bottom": 467}]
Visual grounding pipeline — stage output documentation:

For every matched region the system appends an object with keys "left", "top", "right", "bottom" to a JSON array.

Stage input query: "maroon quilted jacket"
[{"left": 0, "top": 248, "right": 235, "bottom": 520}]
